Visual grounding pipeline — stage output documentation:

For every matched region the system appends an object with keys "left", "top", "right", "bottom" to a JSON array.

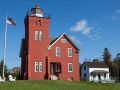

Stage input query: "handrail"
[{"left": 24, "top": 11, "right": 51, "bottom": 21}]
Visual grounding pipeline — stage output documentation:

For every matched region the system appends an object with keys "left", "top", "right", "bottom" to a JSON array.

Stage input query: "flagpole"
[{"left": 3, "top": 13, "right": 8, "bottom": 79}]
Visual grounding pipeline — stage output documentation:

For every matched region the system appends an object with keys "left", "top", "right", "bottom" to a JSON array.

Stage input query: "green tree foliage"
[
  {"left": 102, "top": 48, "right": 112, "bottom": 66},
  {"left": 93, "top": 59, "right": 99, "bottom": 62},
  {"left": 0, "top": 60, "right": 8, "bottom": 77},
  {"left": 110, "top": 60, "right": 117, "bottom": 77}
]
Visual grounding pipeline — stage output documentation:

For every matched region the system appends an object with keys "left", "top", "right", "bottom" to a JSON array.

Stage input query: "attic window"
[
  {"left": 61, "top": 39, "right": 66, "bottom": 43},
  {"left": 84, "top": 65, "right": 86, "bottom": 70}
]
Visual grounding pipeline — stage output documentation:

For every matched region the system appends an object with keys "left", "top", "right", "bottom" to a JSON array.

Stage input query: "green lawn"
[{"left": 0, "top": 80, "right": 120, "bottom": 90}]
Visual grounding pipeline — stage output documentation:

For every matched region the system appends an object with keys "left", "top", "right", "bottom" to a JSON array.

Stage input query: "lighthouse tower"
[{"left": 23, "top": 4, "right": 51, "bottom": 80}]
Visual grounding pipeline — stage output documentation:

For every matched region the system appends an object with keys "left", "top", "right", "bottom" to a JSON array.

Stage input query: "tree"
[
  {"left": 102, "top": 48, "right": 112, "bottom": 66},
  {"left": 0, "top": 60, "right": 8, "bottom": 77},
  {"left": 116, "top": 53, "right": 120, "bottom": 82},
  {"left": 84, "top": 58, "right": 91, "bottom": 62},
  {"left": 110, "top": 61, "right": 117, "bottom": 77},
  {"left": 93, "top": 59, "right": 99, "bottom": 62},
  {"left": 12, "top": 67, "right": 20, "bottom": 79}
]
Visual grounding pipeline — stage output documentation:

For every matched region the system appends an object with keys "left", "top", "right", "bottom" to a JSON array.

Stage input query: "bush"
[{"left": 83, "top": 78, "right": 87, "bottom": 81}]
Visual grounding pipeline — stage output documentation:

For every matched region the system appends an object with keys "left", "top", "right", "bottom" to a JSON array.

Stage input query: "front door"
[{"left": 50, "top": 64, "right": 53, "bottom": 75}]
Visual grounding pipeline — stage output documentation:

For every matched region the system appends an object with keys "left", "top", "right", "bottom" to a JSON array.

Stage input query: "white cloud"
[
  {"left": 70, "top": 19, "right": 92, "bottom": 35},
  {"left": 94, "top": 32, "right": 102, "bottom": 39},
  {"left": 69, "top": 36, "right": 82, "bottom": 44},
  {"left": 116, "top": 10, "right": 120, "bottom": 13},
  {"left": 69, "top": 19, "right": 102, "bottom": 41},
  {"left": 110, "top": 16, "right": 118, "bottom": 20},
  {"left": 88, "top": 35, "right": 94, "bottom": 41},
  {"left": 82, "top": 27, "right": 92, "bottom": 35}
]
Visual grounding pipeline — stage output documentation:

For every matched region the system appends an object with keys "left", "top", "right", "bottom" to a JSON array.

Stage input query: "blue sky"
[{"left": 0, "top": 0, "right": 120, "bottom": 69}]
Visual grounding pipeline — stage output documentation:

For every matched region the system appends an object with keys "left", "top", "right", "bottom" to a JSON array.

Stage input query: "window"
[
  {"left": 84, "top": 65, "right": 86, "bottom": 70},
  {"left": 84, "top": 73, "right": 86, "bottom": 78},
  {"left": 39, "top": 31, "right": 43, "bottom": 40},
  {"left": 68, "top": 63, "right": 73, "bottom": 72},
  {"left": 39, "top": 62, "right": 43, "bottom": 72},
  {"left": 35, "top": 31, "right": 39, "bottom": 40},
  {"left": 56, "top": 47, "right": 60, "bottom": 56},
  {"left": 56, "top": 63, "right": 60, "bottom": 72},
  {"left": 35, "top": 62, "right": 38, "bottom": 72},
  {"left": 68, "top": 48, "right": 72, "bottom": 57},
  {"left": 61, "top": 39, "right": 66, "bottom": 43}
]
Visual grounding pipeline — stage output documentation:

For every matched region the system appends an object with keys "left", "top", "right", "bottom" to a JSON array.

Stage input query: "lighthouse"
[{"left": 21, "top": 4, "right": 51, "bottom": 80}]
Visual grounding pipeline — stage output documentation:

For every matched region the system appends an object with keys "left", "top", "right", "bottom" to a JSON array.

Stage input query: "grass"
[{"left": 0, "top": 80, "right": 120, "bottom": 90}]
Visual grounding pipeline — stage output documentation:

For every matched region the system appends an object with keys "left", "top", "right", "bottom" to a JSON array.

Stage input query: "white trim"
[
  {"left": 56, "top": 63, "right": 60, "bottom": 72},
  {"left": 68, "top": 48, "right": 72, "bottom": 57},
  {"left": 39, "top": 62, "right": 42, "bottom": 72},
  {"left": 56, "top": 47, "right": 60, "bottom": 56},
  {"left": 68, "top": 63, "right": 73, "bottom": 72},
  {"left": 35, "top": 31, "right": 39, "bottom": 40},
  {"left": 39, "top": 31, "right": 43, "bottom": 41},
  {"left": 35, "top": 62, "right": 38, "bottom": 72},
  {"left": 48, "top": 32, "right": 65, "bottom": 50}
]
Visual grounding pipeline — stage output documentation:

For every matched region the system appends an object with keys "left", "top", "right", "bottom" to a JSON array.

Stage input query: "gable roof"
[
  {"left": 48, "top": 33, "right": 81, "bottom": 52},
  {"left": 83, "top": 62, "right": 109, "bottom": 68}
]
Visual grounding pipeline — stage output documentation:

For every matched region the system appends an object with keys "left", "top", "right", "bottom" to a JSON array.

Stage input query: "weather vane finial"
[{"left": 36, "top": 4, "right": 39, "bottom": 8}]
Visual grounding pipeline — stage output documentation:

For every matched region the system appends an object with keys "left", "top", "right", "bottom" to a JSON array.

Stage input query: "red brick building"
[{"left": 19, "top": 4, "right": 80, "bottom": 81}]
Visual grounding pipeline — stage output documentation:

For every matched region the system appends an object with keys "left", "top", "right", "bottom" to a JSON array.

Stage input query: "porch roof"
[{"left": 91, "top": 70, "right": 109, "bottom": 73}]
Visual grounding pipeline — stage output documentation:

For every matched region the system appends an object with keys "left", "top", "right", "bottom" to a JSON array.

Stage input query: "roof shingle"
[{"left": 85, "top": 62, "right": 109, "bottom": 68}]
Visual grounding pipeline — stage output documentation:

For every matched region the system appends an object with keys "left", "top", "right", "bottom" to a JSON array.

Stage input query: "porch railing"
[{"left": 90, "top": 77, "right": 116, "bottom": 82}]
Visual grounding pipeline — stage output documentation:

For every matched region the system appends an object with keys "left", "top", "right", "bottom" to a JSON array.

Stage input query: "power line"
[{"left": 1, "top": 58, "right": 21, "bottom": 60}]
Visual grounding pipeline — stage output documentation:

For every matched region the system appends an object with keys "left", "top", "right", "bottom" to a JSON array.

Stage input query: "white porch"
[{"left": 90, "top": 70, "right": 109, "bottom": 82}]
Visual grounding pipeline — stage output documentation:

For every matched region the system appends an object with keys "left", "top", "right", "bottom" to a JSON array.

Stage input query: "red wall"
[
  {"left": 49, "top": 35, "right": 80, "bottom": 81},
  {"left": 25, "top": 16, "right": 50, "bottom": 80},
  {"left": 22, "top": 15, "right": 80, "bottom": 81}
]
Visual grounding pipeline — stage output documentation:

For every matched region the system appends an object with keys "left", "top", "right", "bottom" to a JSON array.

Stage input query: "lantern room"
[{"left": 31, "top": 4, "right": 43, "bottom": 17}]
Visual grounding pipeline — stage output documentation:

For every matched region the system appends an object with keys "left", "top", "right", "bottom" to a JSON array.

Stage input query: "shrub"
[{"left": 83, "top": 78, "right": 87, "bottom": 81}]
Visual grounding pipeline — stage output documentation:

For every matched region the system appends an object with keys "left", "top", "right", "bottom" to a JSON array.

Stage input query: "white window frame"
[
  {"left": 39, "top": 62, "right": 43, "bottom": 72},
  {"left": 39, "top": 31, "right": 43, "bottom": 40},
  {"left": 35, "top": 62, "right": 38, "bottom": 72},
  {"left": 61, "top": 39, "right": 66, "bottom": 43},
  {"left": 68, "top": 48, "right": 72, "bottom": 57},
  {"left": 56, "top": 63, "right": 60, "bottom": 72},
  {"left": 68, "top": 63, "right": 73, "bottom": 72},
  {"left": 35, "top": 31, "right": 39, "bottom": 40},
  {"left": 56, "top": 47, "right": 60, "bottom": 56}
]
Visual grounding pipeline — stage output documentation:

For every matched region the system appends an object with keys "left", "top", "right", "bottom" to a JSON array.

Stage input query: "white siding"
[
  {"left": 81, "top": 63, "right": 109, "bottom": 82},
  {"left": 89, "top": 68, "right": 109, "bottom": 82}
]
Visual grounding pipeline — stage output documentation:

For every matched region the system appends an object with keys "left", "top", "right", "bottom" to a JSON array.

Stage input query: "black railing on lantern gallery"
[{"left": 24, "top": 11, "right": 51, "bottom": 21}]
